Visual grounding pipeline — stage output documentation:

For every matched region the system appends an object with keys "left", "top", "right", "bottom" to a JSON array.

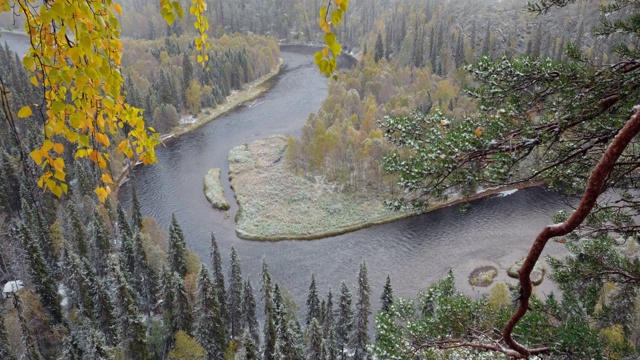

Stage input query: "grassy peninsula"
[{"left": 228, "top": 136, "right": 416, "bottom": 240}]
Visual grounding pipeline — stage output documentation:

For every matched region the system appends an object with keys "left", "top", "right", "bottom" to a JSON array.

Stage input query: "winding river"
[
  {"left": 3, "top": 32, "right": 569, "bottom": 310},
  {"left": 118, "top": 48, "right": 569, "bottom": 307}
]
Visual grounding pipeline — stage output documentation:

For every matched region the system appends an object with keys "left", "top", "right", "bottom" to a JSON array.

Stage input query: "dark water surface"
[{"left": 3, "top": 34, "right": 569, "bottom": 310}]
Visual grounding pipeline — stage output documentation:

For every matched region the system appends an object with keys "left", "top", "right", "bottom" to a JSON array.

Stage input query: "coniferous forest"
[{"left": 0, "top": 0, "right": 639, "bottom": 359}]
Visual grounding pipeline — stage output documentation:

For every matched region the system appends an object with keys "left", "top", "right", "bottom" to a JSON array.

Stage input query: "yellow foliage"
[
  {"left": 600, "top": 324, "right": 634, "bottom": 358},
  {"left": 168, "top": 331, "right": 205, "bottom": 360},
  {"left": 3, "top": 0, "right": 162, "bottom": 201},
  {"left": 486, "top": 282, "right": 511, "bottom": 312}
]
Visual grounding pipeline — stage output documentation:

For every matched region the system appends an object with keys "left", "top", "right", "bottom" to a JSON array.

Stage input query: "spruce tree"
[
  {"left": 0, "top": 302, "right": 17, "bottom": 360},
  {"left": 380, "top": 275, "right": 393, "bottom": 312},
  {"left": 306, "top": 318, "right": 323, "bottom": 360},
  {"left": 306, "top": 274, "right": 320, "bottom": 326},
  {"left": 168, "top": 214, "right": 187, "bottom": 278},
  {"left": 92, "top": 210, "right": 111, "bottom": 275},
  {"left": 171, "top": 271, "right": 194, "bottom": 335},
  {"left": 227, "top": 246, "right": 244, "bottom": 339},
  {"left": 91, "top": 277, "right": 118, "bottom": 346},
  {"left": 336, "top": 282, "right": 352, "bottom": 359},
  {"left": 374, "top": 32, "right": 384, "bottom": 62},
  {"left": 13, "top": 292, "right": 44, "bottom": 360},
  {"left": 131, "top": 186, "right": 143, "bottom": 232},
  {"left": 243, "top": 330, "right": 259, "bottom": 360},
  {"left": 133, "top": 232, "right": 157, "bottom": 314},
  {"left": 243, "top": 279, "right": 260, "bottom": 347},
  {"left": 19, "top": 223, "right": 62, "bottom": 323},
  {"left": 119, "top": 234, "right": 136, "bottom": 278},
  {"left": 112, "top": 262, "right": 151, "bottom": 360},
  {"left": 323, "top": 290, "right": 335, "bottom": 337},
  {"left": 116, "top": 203, "right": 133, "bottom": 240},
  {"left": 351, "top": 262, "right": 371, "bottom": 360},
  {"left": 195, "top": 265, "right": 226, "bottom": 360},
  {"left": 210, "top": 232, "right": 227, "bottom": 322},
  {"left": 61, "top": 244, "right": 95, "bottom": 319},
  {"left": 260, "top": 259, "right": 277, "bottom": 360}
]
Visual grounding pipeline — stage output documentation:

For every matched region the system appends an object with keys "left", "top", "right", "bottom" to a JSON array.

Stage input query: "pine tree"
[
  {"left": 336, "top": 282, "right": 352, "bottom": 359},
  {"left": 306, "top": 274, "right": 320, "bottom": 326},
  {"left": 116, "top": 203, "right": 133, "bottom": 240},
  {"left": 351, "top": 262, "right": 371, "bottom": 360},
  {"left": 195, "top": 265, "right": 226, "bottom": 360},
  {"left": 112, "top": 262, "right": 151, "bottom": 360},
  {"left": 227, "top": 246, "right": 244, "bottom": 339},
  {"left": 210, "top": 232, "right": 228, "bottom": 322},
  {"left": 306, "top": 317, "right": 323, "bottom": 360},
  {"left": 380, "top": 275, "right": 393, "bottom": 312},
  {"left": 243, "top": 279, "right": 260, "bottom": 347},
  {"left": 168, "top": 214, "right": 188, "bottom": 278},
  {"left": 0, "top": 302, "right": 17, "bottom": 360},
  {"left": 13, "top": 292, "right": 44, "bottom": 360},
  {"left": 131, "top": 186, "right": 143, "bottom": 232},
  {"left": 19, "top": 223, "right": 62, "bottom": 323},
  {"left": 323, "top": 290, "right": 335, "bottom": 337}
]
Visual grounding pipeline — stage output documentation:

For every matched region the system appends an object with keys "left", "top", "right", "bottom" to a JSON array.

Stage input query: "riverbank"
[
  {"left": 114, "top": 58, "right": 284, "bottom": 191},
  {"left": 168, "top": 58, "right": 284, "bottom": 140},
  {"left": 228, "top": 136, "right": 546, "bottom": 241}
]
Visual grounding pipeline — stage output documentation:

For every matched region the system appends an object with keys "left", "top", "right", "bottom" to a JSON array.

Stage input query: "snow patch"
[
  {"left": 2, "top": 280, "right": 23, "bottom": 298},
  {"left": 180, "top": 115, "right": 197, "bottom": 125},
  {"left": 497, "top": 189, "right": 518, "bottom": 197}
]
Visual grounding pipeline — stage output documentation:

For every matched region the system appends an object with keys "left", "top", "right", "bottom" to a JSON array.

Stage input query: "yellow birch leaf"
[
  {"left": 53, "top": 143, "right": 64, "bottom": 154},
  {"left": 17, "top": 106, "right": 32, "bottom": 118},
  {"left": 101, "top": 173, "right": 114, "bottom": 184}
]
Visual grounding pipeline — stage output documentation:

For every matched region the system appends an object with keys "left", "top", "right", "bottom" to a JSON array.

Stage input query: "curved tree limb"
[{"left": 503, "top": 106, "right": 640, "bottom": 357}]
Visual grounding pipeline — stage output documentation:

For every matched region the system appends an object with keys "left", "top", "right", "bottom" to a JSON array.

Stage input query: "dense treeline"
[{"left": 121, "top": 34, "right": 280, "bottom": 134}]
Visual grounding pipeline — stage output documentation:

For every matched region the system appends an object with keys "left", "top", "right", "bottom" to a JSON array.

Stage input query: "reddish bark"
[{"left": 503, "top": 106, "right": 640, "bottom": 357}]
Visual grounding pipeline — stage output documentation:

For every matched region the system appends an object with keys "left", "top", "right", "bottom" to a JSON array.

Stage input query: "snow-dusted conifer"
[
  {"left": 227, "top": 246, "right": 244, "bottom": 338},
  {"left": 336, "top": 282, "right": 353, "bottom": 358},
  {"left": 116, "top": 203, "right": 133, "bottom": 240},
  {"left": 19, "top": 222, "right": 62, "bottom": 323},
  {"left": 243, "top": 278, "right": 260, "bottom": 347},
  {"left": 168, "top": 214, "right": 187, "bottom": 277},
  {"left": 306, "top": 274, "right": 320, "bottom": 326},
  {"left": 195, "top": 265, "right": 226, "bottom": 360},
  {"left": 210, "top": 232, "right": 228, "bottom": 321},
  {"left": 380, "top": 275, "right": 393, "bottom": 312},
  {"left": 351, "top": 262, "right": 371, "bottom": 360}
]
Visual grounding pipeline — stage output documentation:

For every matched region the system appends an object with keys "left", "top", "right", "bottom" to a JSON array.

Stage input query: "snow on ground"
[
  {"left": 497, "top": 189, "right": 518, "bottom": 197},
  {"left": 179, "top": 115, "right": 197, "bottom": 125}
]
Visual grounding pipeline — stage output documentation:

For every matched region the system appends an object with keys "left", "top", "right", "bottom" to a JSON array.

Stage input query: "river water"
[
  {"left": 3, "top": 34, "right": 569, "bottom": 311},
  {"left": 118, "top": 49, "right": 570, "bottom": 308}
]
